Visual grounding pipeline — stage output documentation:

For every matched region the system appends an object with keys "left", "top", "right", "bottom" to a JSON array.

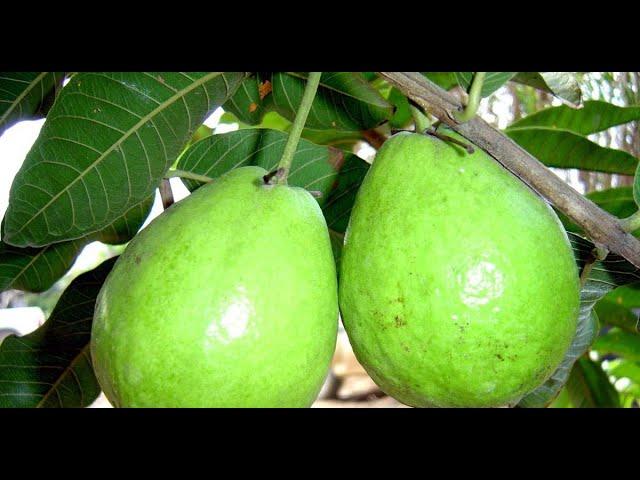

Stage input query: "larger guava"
[
  {"left": 91, "top": 166, "right": 338, "bottom": 407},
  {"left": 338, "top": 131, "right": 580, "bottom": 407}
]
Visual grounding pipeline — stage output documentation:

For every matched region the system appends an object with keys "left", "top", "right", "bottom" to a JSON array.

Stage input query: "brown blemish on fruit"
[
  {"left": 496, "top": 353, "right": 504, "bottom": 361},
  {"left": 394, "top": 315, "right": 406, "bottom": 327},
  {"left": 134, "top": 255, "right": 142, "bottom": 265}
]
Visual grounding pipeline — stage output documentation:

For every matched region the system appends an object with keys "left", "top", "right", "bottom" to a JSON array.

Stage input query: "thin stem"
[
  {"left": 159, "top": 179, "right": 174, "bottom": 209},
  {"left": 410, "top": 104, "right": 431, "bottom": 133},
  {"left": 274, "top": 72, "right": 322, "bottom": 185},
  {"left": 620, "top": 210, "right": 640, "bottom": 233},
  {"left": 454, "top": 72, "right": 486, "bottom": 123},
  {"left": 165, "top": 169, "right": 213, "bottom": 184}
]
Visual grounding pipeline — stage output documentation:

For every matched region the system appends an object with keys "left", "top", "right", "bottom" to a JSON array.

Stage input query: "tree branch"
[{"left": 379, "top": 72, "right": 640, "bottom": 268}]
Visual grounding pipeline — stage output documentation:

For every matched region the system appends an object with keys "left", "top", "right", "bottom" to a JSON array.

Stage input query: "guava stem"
[
  {"left": 425, "top": 129, "right": 475, "bottom": 154},
  {"left": 620, "top": 210, "right": 640, "bottom": 233},
  {"left": 274, "top": 72, "right": 322, "bottom": 185},
  {"left": 454, "top": 72, "right": 486, "bottom": 123},
  {"left": 410, "top": 104, "right": 431, "bottom": 133},
  {"left": 165, "top": 169, "right": 214, "bottom": 184}
]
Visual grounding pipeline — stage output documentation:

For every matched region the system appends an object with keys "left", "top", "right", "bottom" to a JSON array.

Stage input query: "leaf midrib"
[
  {"left": 37, "top": 343, "right": 90, "bottom": 408},
  {"left": 8, "top": 72, "right": 223, "bottom": 242}
]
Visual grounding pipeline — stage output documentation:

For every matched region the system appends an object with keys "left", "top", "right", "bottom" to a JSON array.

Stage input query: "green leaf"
[
  {"left": 505, "top": 127, "right": 638, "bottom": 174},
  {"left": 566, "top": 357, "right": 620, "bottom": 408},
  {"left": 454, "top": 72, "right": 517, "bottom": 97},
  {"left": 176, "top": 128, "right": 369, "bottom": 234},
  {"left": 329, "top": 229, "right": 344, "bottom": 275},
  {"left": 223, "top": 75, "right": 266, "bottom": 125},
  {"left": 387, "top": 87, "right": 412, "bottom": 129},
  {"left": 609, "top": 360, "right": 640, "bottom": 385},
  {"left": 512, "top": 72, "right": 582, "bottom": 105},
  {"left": 634, "top": 163, "right": 640, "bottom": 207},
  {"left": 2, "top": 72, "right": 246, "bottom": 248},
  {"left": 508, "top": 100, "right": 640, "bottom": 136},
  {"left": 0, "top": 196, "right": 153, "bottom": 293},
  {"left": 0, "top": 257, "right": 116, "bottom": 407},
  {"left": 518, "top": 232, "right": 640, "bottom": 407},
  {"left": 422, "top": 73, "right": 459, "bottom": 91},
  {"left": 594, "top": 299, "right": 639, "bottom": 334},
  {"left": 0, "top": 72, "right": 65, "bottom": 137},
  {"left": 269, "top": 72, "right": 393, "bottom": 131},
  {"left": 593, "top": 329, "right": 640, "bottom": 361}
]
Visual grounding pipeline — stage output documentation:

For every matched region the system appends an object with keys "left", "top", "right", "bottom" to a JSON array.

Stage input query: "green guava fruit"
[
  {"left": 339, "top": 131, "right": 581, "bottom": 408},
  {"left": 91, "top": 166, "right": 338, "bottom": 407}
]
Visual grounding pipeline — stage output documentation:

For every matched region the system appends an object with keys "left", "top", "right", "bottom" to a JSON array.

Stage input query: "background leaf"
[
  {"left": 512, "top": 72, "right": 582, "bottom": 105},
  {"left": 176, "top": 128, "right": 369, "bottom": 233},
  {"left": 505, "top": 127, "right": 638, "bottom": 174},
  {"left": 518, "top": 232, "right": 640, "bottom": 407},
  {"left": 0, "top": 257, "right": 116, "bottom": 407},
  {"left": 0, "top": 72, "right": 65, "bottom": 137},
  {"left": 2, "top": 72, "right": 245, "bottom": 248},
  {"left": 0, "top": 196, "right": 152, "bottom": 293},
  {"left": 593, "top": 329, "right": 640, "bottom": 361},
  {"left": 566, "top": 357, "right": 620, "bottom": 408},
  {"left": 454, "top": 72, "right": 517, "bottom": 97},
  {"left": 508, "top": 100, "right": 640, "bottom": 135}
]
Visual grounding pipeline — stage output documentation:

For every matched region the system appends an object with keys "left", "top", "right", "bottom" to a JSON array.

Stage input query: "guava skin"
[
  {"left": 91, "top": 166, "right": 338, "bottom": 407},
  {"left": 339, "top": 132, "right": 580, "bottom": 408}
]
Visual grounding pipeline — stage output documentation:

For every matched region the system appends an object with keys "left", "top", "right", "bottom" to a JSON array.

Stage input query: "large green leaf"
[
  {"left": 0, "top": 72, "right": 65, "bottom": 137},
  {"left": 508, "top": 100, "right": 640, "bottom": 136},
  {"left": 518, "top": 232, "right": 640, "bottom": 407},
  {"left": 505, "top": 127, "right": 638, "bottom": 174},
  {"left": 454, "top": 72, "right": 517, "bottom": 97},
  {"left": 2, "top": 72, "right": 245, "bottom": 248},
  {"left": 0, "top": 257, "right": 115, "bottom": 407},
  {"left": 422, "top": 72, "right": 458, "bottom": 91},
  {"left": 0, "top": 196, "right": 152, "bottom": 293},
  {"left": 566, "top": 357, "right": 620, "bottom": 408},
  {"left": 512, "top": 72, "right": 582, "bottom": 105},
  {"left": 593, "top": 329, "right": 640, "bottom": 361},
  {"left": 176, "top": 128, "right": 369, "bottom": 233}
]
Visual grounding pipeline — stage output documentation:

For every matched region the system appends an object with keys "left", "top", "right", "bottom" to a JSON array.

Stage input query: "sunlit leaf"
[
  {"left": 455, "top": 72, "right": 517, "bottom": 97},
  {"left": 512, "top": 72, "right": 582, "bottom": 105},
  {"left": 593, "top": 329, "right": 640, "bottom": 361}
]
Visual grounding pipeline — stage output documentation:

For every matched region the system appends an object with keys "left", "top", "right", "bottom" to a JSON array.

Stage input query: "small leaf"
[
  {"left": 454, "top": 72, "right": 517, "bottom": 97},
  {"left": 2, "top": 72, "right": 246, "bottom": 248},
  {"left": 593, "top": 329, "right": 640, "bottom": 361},
  {"left": 518, "top": 232, "right": 640, "bottom": 407},
  {"left": 512, "top": 72, "right": 582, "bottom": 105},
  {"left": 176, "top": 128, "right": 369, "bottom": 233},
  {"left": 0, "top": 257, "right": 116, "bottom": 407},
  {"left": 0, "top": 72, "right": 65, "bottom": 137},
  {"left": 566, "top": 357, "right": 620, "bottom": 408},
  {"left": 506, "top": 127, "right": 638, "bottom": 174},
  {"left": 0, "top": 195, "right": 153, "bottom": 293}
]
